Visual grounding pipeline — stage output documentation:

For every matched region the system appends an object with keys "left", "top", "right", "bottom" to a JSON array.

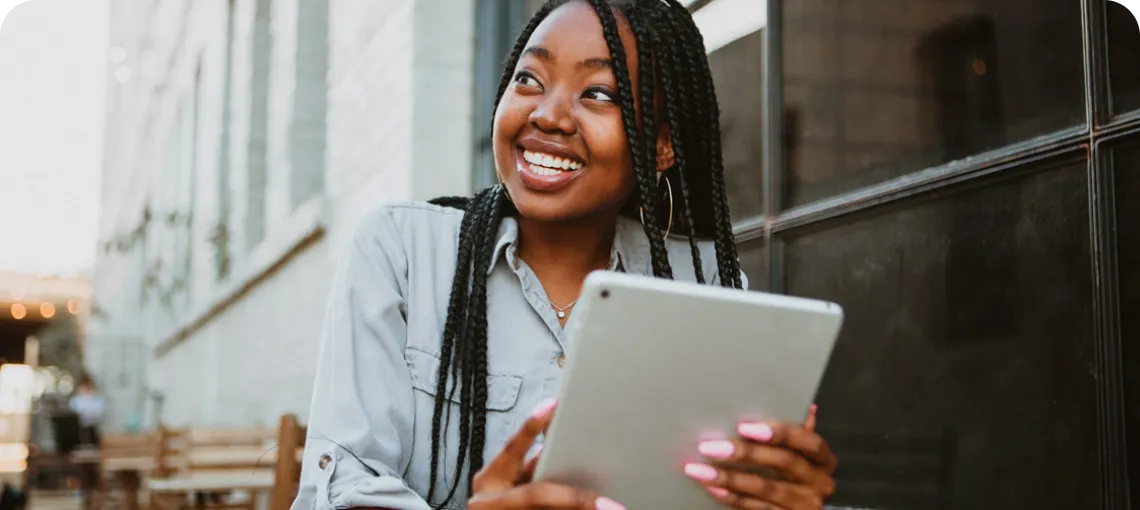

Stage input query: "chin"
[{"left": 508, "top": 192, "right": 584, "bottom": 222}]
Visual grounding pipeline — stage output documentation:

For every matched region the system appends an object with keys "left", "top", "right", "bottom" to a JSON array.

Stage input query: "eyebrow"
[{"left": 521, "top": 46, "right": 613, "bottom": 70}]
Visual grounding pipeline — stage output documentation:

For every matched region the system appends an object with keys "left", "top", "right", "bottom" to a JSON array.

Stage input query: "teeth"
[
  {"left": 520, "top": 162, "right": 562, "bottom": 177},
  {"left": 523, "top": 150, "right": 583, "bottom": 171}
]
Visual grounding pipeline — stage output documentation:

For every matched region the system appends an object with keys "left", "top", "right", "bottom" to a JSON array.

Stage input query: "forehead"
[{"left": 525, "top": 1, "right": 639, "bottom": 71}]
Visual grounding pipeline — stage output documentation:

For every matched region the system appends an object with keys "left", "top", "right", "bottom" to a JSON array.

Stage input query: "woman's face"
[{"left": 492, "top": 1, "right": 644, "bottom": 223}]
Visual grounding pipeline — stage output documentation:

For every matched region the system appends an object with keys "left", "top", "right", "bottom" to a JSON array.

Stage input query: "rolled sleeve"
[{"left": 292, "top": 208, "right": 429, "bottom": 510}]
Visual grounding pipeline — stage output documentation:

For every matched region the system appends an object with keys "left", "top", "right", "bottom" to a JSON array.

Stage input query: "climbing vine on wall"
[
  {"left": 208, "top": 220, "right": 231, "bottom": 281},
  {"left": 100, "top": 203, "right": 152, "bottom": 255},
  {"left": 99, "top": 202, "right": 195, "bottom": 311}
]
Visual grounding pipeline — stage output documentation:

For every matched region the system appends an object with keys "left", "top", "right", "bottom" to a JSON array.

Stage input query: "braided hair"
[{"left": 424, "top": 1, "right": 742, "bottom": 506}]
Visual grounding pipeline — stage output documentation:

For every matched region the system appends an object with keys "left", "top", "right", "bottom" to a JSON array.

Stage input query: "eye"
[
  {"left": 514, "top": 71, "right": 542, "bottom": 89},
  {"left": 584, "top": 87, "right": 616, "bottom": 103}
]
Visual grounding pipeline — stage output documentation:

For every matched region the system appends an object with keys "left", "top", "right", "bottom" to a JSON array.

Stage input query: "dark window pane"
[
  {"left": 708, "top": 29, "right": 765, "bottom": 219},
  {"left": 1113, "top": 141, "right": 1140, "bottom": 501},
  {"left": 738, "top": 240, "right": 769, "bottom": 291},
  {"left": 1107, "top": 1, "right": 1140, "bottom": 115},
  {"left": 783, "top": 165, "right": 1096, "bottom": 509},
  {"left": 781, "top": 0, "right": 1085, "bottom": 206}
]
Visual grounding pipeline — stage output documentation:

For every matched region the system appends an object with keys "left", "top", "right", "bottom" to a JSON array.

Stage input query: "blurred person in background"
[
  {"left": 293, "top": 1, "right": 837, "bottom": 509},
  {"left": 68, "top": 375, "right": 103, "bottom": 446}
]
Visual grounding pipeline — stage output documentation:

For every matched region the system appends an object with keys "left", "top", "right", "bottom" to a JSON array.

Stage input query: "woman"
[{"left": 293, "top": 1, "right": 837, "bottom": 509}]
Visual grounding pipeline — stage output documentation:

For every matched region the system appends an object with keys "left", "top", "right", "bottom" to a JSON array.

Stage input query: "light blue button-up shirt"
[{"left": 292, "top": 201, "right": 747, "bottom": 510}]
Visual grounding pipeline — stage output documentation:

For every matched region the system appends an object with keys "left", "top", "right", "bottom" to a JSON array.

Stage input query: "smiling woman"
[{"left": 290, "top": 1, "right": 835, "bottom": 510}]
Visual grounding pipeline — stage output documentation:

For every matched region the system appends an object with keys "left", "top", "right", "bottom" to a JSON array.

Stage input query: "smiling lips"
[
  {"left": 516, "top": 148, "right": 585, "bottom": 191},
  {"left": 522, "top": 150, "right": 583, "bottom": 175}
]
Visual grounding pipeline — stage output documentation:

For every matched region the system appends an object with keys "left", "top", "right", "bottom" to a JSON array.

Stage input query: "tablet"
[{"left": 532, "top": 270, "right": 844, "bottom": 509}]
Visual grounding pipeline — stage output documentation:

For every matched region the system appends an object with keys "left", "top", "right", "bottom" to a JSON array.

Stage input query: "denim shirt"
[{"left": 292, "top": 201, "right": 748, "bottom": 510}]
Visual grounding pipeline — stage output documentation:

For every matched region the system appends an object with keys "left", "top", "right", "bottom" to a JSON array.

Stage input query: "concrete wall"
[{"left": 92, "top": 0, "right": 475, "bottom": 430}]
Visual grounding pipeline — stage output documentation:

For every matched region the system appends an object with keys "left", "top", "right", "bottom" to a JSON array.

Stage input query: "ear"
[{"left": 655, "top": 124, "right": 675, "bottom": 172}]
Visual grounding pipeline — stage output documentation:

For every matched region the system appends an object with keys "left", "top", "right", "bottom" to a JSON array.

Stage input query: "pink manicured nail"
[
  {"left": 595, "top": 496, "right": 625, "bottom": 510},
  {"left": 531, "top": 398, "right": 557, "bottom": 418},
  {"left": 697, "top": 440, "right": 735, "bottom": 459},
  {"left": 811, "top": 404, "right": 819, "bottom": 413},
  {"left": 684, "top": 463, "right": 719, "bottom": 482},
  {"left": 738, "top": 422, "right": 773, "bottom": 442},
  {"left": 706, "top": 486, "right": 730, "bottom": 498}
]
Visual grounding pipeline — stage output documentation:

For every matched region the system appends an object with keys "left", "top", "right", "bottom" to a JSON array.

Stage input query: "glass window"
[
  {"left": 737, "top": 239, "right": 769, "bottom": 291},
  {"left": 782, "top": 163, "right": 1096, "bottom": 509},
  {"left": 1107, "top": 0, "right": 1140, "bottom": 115},
  {"left": 708, "top": 29, "right": 765, "bottom": 219},
  {"left": 700, "top": 0, "right": 766, "bottom": 220},
  {"left": 1113, "top": 141, "right": 1140, "bottom": 501},
  {"left": 781, "top": 0, "right": 1086, "bottom": 207}
]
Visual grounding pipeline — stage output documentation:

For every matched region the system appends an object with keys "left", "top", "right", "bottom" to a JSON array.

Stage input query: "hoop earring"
[{"left": 639, "top": 174, "right": 674, "bottom": 240}]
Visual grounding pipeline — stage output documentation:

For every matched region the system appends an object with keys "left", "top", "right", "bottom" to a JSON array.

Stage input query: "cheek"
[
  {"left": 493, "top": 96, "right": 527, "bottom": 150},
  {"left": 583, "top": 114, "right": 634, "bottom": 182},
  {"left": 584, "top": 114, "right": 630, "bottom": 167}
]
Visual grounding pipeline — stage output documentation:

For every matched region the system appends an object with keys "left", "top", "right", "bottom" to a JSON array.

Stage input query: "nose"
[{"left": 529, "top": 91, "right": 577, "bottom": 135}]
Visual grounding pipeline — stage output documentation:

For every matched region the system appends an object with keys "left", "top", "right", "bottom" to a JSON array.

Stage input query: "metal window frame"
[
  {"left": 471, "top": 0, "right": 530, "bottom": 192},
  {"left": 755, "top": 1, "right": 1138, "bottom": 507}
]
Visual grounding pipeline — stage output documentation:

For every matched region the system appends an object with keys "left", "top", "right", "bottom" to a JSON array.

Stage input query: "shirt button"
[
  {"left": 557, "top": 354, "right": 566, "bottom": 368},
  {"left": 318, "top": 454, "right": 332, "bottom": 470}
]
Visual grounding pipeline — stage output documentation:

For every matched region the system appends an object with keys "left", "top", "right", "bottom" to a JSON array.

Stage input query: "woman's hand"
[
  {"left": 468, "top": 399, "right": 626, "bottom": 510},
  {"left": 685, "top": 405, "right": 838, "bottom": 509}
]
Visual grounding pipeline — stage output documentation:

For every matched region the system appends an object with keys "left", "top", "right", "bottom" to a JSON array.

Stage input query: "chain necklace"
[{"left": 550, "top": 298, "right": 579, "bottom": 319}]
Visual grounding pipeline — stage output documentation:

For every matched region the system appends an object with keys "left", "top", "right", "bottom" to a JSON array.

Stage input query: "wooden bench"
[
  {"left": 147, "top": 415, "right": 306, "bottom": 510},
  {"left": 90, "top": 432, "right": 158, "bottom": 510}
]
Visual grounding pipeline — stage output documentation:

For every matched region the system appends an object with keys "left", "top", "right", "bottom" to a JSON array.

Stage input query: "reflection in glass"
[
  {"left": 1113, "top": 142, "right": 1140, "bottom": 501},
  {"left": 781, "top": 0, "right": 1085, "bottom": 206},
  {"left": 783, "top": 164, "right": 1096, "bottom": 509},
  {"left": 1107, "top": 0, "right": 1140, "bottom": 115},
  {"left": 708, "top": 29, "right": 765, "bottom": 219}
]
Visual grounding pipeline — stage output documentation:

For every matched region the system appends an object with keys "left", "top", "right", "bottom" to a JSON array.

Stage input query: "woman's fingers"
[
  {"left": 468, "top": 481, "right": 625, "bottom": 510},
  {"left": 516, "top": 445, "right": 544, "bottom": 484},
  {"left": 702, "top": 484, "right": 794, "bottom": 510},
  {"left": 803, "top": 404, "right": 818, "bottom": 433},
  {"left": 737, "top": 421, "right": 837, "bottom": 474},
  {"left": 473, "top": 398, "right": 557, "bottom": 493},
  {"left": 684, "top": 462, "right": 822, "bottom": 509},
  {"left": 696, "top": 439, "right": 833, "bottom": 492}
]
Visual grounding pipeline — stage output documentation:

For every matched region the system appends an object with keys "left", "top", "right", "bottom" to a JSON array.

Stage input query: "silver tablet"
[{"left": 532, "top": 271, "right": 844, "bottom": 509}]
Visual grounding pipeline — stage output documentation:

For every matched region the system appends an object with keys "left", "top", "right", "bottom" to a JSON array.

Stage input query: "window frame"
[{"left": 756, "top": 1, "right": 1134, "bottom": 507}]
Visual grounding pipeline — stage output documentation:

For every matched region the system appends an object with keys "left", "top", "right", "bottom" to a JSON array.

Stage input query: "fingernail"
[
  {"left": 706, "top": 486, "right": 730, "bottom": 498},
  {"left": 683, "top": 463, "right": 718, "bottom": 482},
  {"left": 738, "top": 422, "right": 773, "bottom": 442},
  {"left": 595, "top": 496, "right": 625, "bottom": 510},
  {"left": 811, "top": 404, "right": 818, "bottom": 413},
  {"left": 531, "top": 398, "right": 557, "bottom": 418},
  {"left": 697, "top": 440, "right": 735, "bottom": 459}
]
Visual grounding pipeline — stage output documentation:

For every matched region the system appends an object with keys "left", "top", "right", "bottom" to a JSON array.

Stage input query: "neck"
[{"left": 516, "top": 215, "right": 616, "bottom": 284}]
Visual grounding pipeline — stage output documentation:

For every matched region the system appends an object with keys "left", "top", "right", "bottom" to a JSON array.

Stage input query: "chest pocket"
[{"left": 405, "top": 347, "right": 524, "bottom": 450}]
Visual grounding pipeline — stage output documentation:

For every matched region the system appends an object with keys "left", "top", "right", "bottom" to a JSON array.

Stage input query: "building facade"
[
  {"left": 92, "top": 0, "right": 476, "bottom": 429},
  {"left": 92, "top": 0, "right": 1140, "bottom": 508}
]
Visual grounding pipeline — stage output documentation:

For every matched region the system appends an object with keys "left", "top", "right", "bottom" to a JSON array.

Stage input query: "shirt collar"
[{"left": 486, "top": 215, "right": 651, "bottom": 276}]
